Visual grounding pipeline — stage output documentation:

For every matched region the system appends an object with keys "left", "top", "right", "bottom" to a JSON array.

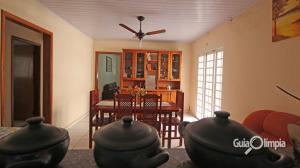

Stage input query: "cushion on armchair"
[
  {"left": 243, "top": 110, "right": 273, "bottom": 134},
  {"left": 263, "top": 112, "right": 300, "bottom": 144},
  {"left": 243, "top": 110, "right": 300, "bottom": 145}
]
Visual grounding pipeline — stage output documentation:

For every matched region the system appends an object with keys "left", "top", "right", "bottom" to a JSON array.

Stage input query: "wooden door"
[{"left": 11, "top": 37, "right": 41, "bottom": 126}]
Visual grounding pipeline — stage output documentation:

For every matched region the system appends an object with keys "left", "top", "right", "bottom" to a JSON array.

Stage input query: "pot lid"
[
  {"left": 0, "top": 117, "right": 69, "bottom": 155},
  {"left": 93, "top": 116, "right": 158, "bottom": 151},
  {"left": 185, "top": 111, "right": 266, "bottom": 156}
]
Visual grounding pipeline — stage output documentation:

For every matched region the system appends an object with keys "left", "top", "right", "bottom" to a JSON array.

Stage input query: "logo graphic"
[{"left": 233, "top": 136, "right": 286, "bottom": 155}]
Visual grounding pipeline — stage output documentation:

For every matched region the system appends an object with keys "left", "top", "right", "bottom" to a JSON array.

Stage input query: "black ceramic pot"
[
  {"left": 93, "top": 116, "right": 169, "bottom": 168},
  {"left": 0, "top": 117, "right": 69, "bottom": 168},
  {"left": 179, "top": 111, "right": 295, "bottom": 168}
]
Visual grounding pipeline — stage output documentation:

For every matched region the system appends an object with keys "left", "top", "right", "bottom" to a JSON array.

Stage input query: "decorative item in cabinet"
[
  {"left": 171, "top": 52, "right": 181, "bottom": 80},
  {"left": 124, "top": 52, "right": 133, "bottom": 78},
  {"left": 122, "top": 79, "right": 145, "bottom": 90},
  {"left": 136, "top": 52, "right": 145, "bottom": 79},
  {"left": 158, "top": 52, "right": 169, "bottom": 80},
  {"left": 146, "top": 52, "right": 158, "bottom": 73}
]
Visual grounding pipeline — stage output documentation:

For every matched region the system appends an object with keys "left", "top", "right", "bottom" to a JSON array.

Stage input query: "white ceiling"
[{"left": 39, "top": 0, "right": 256, "bottom": 42}]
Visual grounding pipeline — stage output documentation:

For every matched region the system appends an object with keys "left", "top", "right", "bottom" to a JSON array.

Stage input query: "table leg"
[
  {"left": 100, "top": 111, "right": 104, "bottom": 127},
  {"left": 168, "top": 112, "right": 172, "bottom": 148},
  {"left": 89, "top": 113, "right": 92, "bottom": 149}
]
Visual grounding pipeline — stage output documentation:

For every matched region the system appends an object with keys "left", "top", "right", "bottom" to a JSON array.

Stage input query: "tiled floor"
[{"left": 68, "top": 113, "right": 198, "bottom": 149}]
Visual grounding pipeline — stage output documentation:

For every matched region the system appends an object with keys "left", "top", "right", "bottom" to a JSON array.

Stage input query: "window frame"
[{"left": 196, "top": 49, "right": 224, "bottom": 119}]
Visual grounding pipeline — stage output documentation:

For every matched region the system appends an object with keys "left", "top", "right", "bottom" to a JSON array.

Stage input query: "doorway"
[
  {"left": 95, "top": 52, "right": 121, "bottom": 100},
  {"left": 1, "top": 10, "right": 53, "bottom": 125},
  {"left": 11, "top": 37, "right": 41, "bottom": 126}
]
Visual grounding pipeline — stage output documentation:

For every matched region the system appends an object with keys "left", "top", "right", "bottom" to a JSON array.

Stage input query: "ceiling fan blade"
[
  {"left": 146, "top": 29, "right": 166, "bottom": 35},
  {"left": 119, "top": 24, "right": 138, "bottom": 34}
]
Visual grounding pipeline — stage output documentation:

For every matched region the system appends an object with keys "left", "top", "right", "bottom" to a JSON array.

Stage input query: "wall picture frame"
[
  {"left": 272, "top": 0, "right": 300, "bottom": 42},
  {"left": 106, "top": 56, "right": 112, "bottom": 72}
]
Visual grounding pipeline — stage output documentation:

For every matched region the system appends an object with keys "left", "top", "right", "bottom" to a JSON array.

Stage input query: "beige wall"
[
  {"left": 0, "top": 0, "right": 94, "bottom": 127},
  {"left": 191, "top": 0, "right": 300, "bottom": 122},
  {"left": 94, "top": 40, "right": 192, "bottom": 112}
]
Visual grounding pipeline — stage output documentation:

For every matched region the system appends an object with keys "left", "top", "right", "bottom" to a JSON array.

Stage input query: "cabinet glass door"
[
  {"left": 159, "top": 53, "right": 169, "bottom": 80},
  {"left": 171, "top": 53, "right": 180, "bottom": 80},
  {"left": 124, "top": 52, "right": 133, "bottom": 78},
  {"left": 136, "top": 53, "right": 145, "bottom": 78}
]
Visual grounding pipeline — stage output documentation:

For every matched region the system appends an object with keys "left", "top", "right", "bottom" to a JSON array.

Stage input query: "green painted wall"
[{"left": 97, "top": 54, "right": 120, "bottom": 97}]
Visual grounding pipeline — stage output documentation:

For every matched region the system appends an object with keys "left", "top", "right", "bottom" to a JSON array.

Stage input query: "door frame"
[
  {"left": 1, "top": 10, "right": 53, "bottom": 125},
  {"left": 94, "top": 51, "right": 122, "bottom": 93},
  {"left": 11, "top": 36, "right": 41, "bottom": 125}
]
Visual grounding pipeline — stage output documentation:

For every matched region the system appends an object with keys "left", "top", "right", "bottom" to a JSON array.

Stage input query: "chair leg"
[
  {"left": 162, "top": 124, "right": 166, "bottom": 147},
  {"left": 179, "top": 137, "right": 183, "bottom": 146},
  {"left": 89, "top": 118, "right": 92, "bottom": 149}
]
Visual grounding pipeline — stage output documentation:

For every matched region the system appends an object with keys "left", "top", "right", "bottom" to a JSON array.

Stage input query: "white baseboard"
[{"left": 65, "top": 112, "right": 89, "bottom": 129}]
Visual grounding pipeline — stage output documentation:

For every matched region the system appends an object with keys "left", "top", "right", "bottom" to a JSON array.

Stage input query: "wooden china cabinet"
[{"left": 121, "top": 49, "right": 182, "bottom": 102}]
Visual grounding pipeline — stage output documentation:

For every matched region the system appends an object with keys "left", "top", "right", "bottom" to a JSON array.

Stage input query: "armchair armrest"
[{"left": 242, "top": 110, "right": 273, "bottom": 134}]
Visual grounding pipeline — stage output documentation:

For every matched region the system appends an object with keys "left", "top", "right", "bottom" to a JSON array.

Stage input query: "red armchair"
[{"left": 243, "top": 110, "right": 300, "bottom": 145}]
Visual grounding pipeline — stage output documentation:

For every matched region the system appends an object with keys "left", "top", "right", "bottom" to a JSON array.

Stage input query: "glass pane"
[
  {"left": 159, "top": 54, "right": 169, "bottom": 79},
  {"left": 136, "top": 53, "right": 145, "bottom": 78},
  {"left": 146, "top": 52, "right": 158, "bottom": 76},
  {"left": 216, "top": 83, "right": 222, "bottom": 91},
  {"left": 198, "top": 69, "right": 204, "bottom": 75},
  {"left": 217, "top": 68, "right": 223, "bottom": 75},
  {"left": 198, "top": 82, "right": 203, "bottom": 87},
  {"left": 217, "top": 51, "right": 223, "bottom": 59},
  {"left": 172, "top": 54, "right": 180, "bottom": 79},
  {"left": 216, "top": 91, "right": 222, "bottom": 99},
  {"left": 217, "top": 59, "right": 223, "bottom": 67},
  {"left": 199, "top": 63, "right": 204, "bottom": 68},
  {"left": 216, "top": 75, "right": 222, "bottom": 83},
  {"left": 124, "top": 52, "right": 133, "bottom": 78},
  {"left": 198, "top": 56, "right": 204, "bottom": 62},
  {"left": 207, "top": 54, "right": 214, "bottom": 61}
]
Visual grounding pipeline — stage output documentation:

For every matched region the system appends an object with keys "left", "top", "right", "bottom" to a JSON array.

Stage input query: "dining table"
[{"left": 96, "top": 100, "right": 181, "bottom": 148}]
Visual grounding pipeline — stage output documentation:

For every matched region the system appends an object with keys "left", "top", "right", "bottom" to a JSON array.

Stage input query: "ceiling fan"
[{"left": 119, "top": 16, "right": 166, "bottom": 41}]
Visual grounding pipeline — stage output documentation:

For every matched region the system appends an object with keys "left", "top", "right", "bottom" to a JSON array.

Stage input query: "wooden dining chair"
[
  {"left": 138, "top": 94, "right": 162, "bottom": 133},
  {"left": 161, "top": 90, "right": 184, "bottom": 147},
  {"left": 89, "top": 90, "right": 114, "bottom": 148},
  {"left": 114, "top": 93, "right": 136, "bottom": 119}
]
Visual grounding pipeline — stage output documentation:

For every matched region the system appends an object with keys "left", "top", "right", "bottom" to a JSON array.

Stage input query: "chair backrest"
[
  {"left": 176, "top": 90, "right": 184, "bottom": 121},
  {"left": 90, "top": 90, "right": 99, "bottom": 106},
  {"left": 114, "top": 93, "right": 135, "bottom": 118},
  {"left": 142, "top": 94, "right": 162, "bottom": 113},
  {"left": 90, "top": 90, "right": 99, "bottom": 113},
  {"left": 140, "top": 94, "right": 162, "bottom": 125}
]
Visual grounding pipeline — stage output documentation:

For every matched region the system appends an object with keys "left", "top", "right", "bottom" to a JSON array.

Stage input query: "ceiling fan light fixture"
[{"left": 119, "top": 16, "right": 166, "bottom": 41}]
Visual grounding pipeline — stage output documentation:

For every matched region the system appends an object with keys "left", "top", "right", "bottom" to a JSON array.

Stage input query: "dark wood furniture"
[
  {"left": 161, "top": 90, "right": 184, "bottom": 147},
  {"left": 89, "top": 90, "right": 114, "bottom": 148},
  {"left": 121, "top": 49, "right": 182, "bottom": 102},
  {"left": 114, "top": 93, "right": 136, "bottom": 119},
  {"left": 138, "top": 94, "right": 162, "bottom": 132},
  {"left": 96, "top": 99, "right": 180, "bottom": 148}
]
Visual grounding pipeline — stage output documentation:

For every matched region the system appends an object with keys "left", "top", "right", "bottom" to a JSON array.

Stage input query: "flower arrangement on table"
[{"left": 128, "top": 85, "right": 146, "bottom": 101}]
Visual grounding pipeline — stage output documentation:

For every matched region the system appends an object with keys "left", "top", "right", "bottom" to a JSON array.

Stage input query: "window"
[{"left": 196, "top": 50, "right": 223, "bottom": 119}]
